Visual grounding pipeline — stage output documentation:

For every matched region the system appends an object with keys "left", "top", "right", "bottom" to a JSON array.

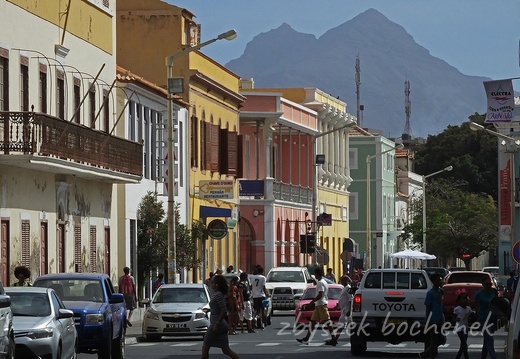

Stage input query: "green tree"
[
  {"left": 401, "top": 179, "right": 498, "bottom": 269},
  {"left": 136, "top": 191, "right": 167, "bottom": 289},
  {"left": 415, "top": 114, "right": 498, "bottom": 199}
]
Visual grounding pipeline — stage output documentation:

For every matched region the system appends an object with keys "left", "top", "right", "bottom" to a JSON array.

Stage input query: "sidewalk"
[{"left": 125, "top": 308, "right": 144, "bottom": 344}]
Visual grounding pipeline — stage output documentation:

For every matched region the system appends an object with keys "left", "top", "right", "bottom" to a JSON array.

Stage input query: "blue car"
[{"left": 34, "top": 273, "right": 126, "bottom": 359}]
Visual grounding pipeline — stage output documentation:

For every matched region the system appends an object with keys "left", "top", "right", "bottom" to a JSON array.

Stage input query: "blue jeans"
[{"left": 480, "top": 320, "right": 496, "bottom": 359}]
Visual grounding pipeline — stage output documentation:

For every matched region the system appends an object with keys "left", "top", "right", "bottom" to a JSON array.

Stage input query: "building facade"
[{"left": 0, "top": 0, "right": 142, "bottom": 285}]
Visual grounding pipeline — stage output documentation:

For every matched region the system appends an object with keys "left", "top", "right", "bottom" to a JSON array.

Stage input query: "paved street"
[{"left": 77, "top": 311, "right": 509, "bottom": 359}]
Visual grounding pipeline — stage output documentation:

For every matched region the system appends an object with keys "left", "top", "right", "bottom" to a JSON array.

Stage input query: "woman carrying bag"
[{"left": 200, "top": 274, "right": 241, "bottom": 359}]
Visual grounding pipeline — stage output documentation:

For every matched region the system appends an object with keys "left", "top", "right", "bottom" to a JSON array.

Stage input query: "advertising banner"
[{"left": 484, "top": 79, "right": 515, "bottom": 123}]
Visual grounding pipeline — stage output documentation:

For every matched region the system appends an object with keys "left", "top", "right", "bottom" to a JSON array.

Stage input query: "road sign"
[
  {"left": 199, "top": 180, "right": 234, "bottom": 199},
  {"left": 512, "top": 241, "right": 520, "bottom": 263},
  {"left": 207, "top": 219, "right": 228, "bottom": 239}
]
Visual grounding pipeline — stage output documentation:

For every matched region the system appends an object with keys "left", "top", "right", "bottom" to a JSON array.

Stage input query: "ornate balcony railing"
[
  {"left": 273, "top": 181, "right": 312, "bottom": 204},
  {"left": 0, "top": 111, "right": 142, "bottom": 177}
]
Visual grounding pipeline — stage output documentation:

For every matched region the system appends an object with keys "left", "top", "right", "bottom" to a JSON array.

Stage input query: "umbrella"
[{"left": 389, "top": 249, "right": 436, "bottom": 260}]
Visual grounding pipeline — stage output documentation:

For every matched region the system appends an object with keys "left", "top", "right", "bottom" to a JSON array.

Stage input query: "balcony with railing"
[
  {"left": 239, "top": 179, "right": 312, "bottom": 205},
  {"left": 0, "top": 111, "right": 142, "bottom": 182}
]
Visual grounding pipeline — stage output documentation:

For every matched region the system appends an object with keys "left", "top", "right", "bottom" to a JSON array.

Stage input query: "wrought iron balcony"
[
  {"left": 273, "top": 181, "right": 312, "bottom": 204},
  {"left": 0, "top": 111, "right": 142, "bottom": 179}
]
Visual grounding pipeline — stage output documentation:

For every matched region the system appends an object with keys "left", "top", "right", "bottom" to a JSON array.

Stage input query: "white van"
[{"left": 506, "top": 282, "right": 520, "bottom": 359}]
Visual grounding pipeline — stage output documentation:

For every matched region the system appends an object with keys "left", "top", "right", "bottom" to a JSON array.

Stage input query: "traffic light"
[{"left": 299, "top": 234, "right": 316, "bottom": 254}]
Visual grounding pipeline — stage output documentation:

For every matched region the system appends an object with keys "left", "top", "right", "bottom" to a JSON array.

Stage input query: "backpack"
[
  {"left": 239, "top": 281, "right": 251, "bottom": 301},
  {"left": 120, "top": 274, "right": 134, "bottom": 295}
]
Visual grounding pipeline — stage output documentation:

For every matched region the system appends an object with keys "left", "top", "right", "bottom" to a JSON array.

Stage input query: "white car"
[
  {"left": 0, "top": 282, "right": 14, "bottom": 359},
  {"left": 265, "top": 266, "right": 314, "bottom": 310},
  {"left": 6, "top": 287, "right": 77, "bottom": 359},
  {"left": 141, "top": 283, "right": 210, "bottom": 341}
]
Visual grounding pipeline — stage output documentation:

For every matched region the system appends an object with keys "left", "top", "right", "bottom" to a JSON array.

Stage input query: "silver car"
[
  {"left": 141, "top": 283, "right": 210, "bottom": 341},
  {"left": 6, "top": 287, "right": 77, "bottom": 359}
]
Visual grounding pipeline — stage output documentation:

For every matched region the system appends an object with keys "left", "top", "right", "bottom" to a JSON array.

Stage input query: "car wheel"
[
  {"left": 97, "top": 330, "right": 112, "bottom": 359},
  {"left": 350, "top": 333, "right": 367, "bottom": 356},
  {"left": 6, "top": 334, "right": 14, "bottom": 359},
  {"left": 111, "top": 328, "right": 125, "bottom": 359},
  {"left": 144, "top": 334, "right": 161, "bottom": 342},
  {"left": 56, "top": 343, "right": 62, "bottom": 359}
]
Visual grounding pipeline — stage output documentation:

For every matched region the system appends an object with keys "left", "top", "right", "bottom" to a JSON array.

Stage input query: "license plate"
[
  {"left": 166, "top": 323, "right": 185, "bottom": 329},
  {"left": 387, "top": 318, "right": 406, "bottom": 325}
]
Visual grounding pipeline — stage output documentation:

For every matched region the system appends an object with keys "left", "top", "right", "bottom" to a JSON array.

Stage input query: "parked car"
[
  {"left": 482, "top": 266, "right": 500, "bottom": 277},
  {"left": 6, "top": 287, "right": 77, "bottom": 359},
  {"left": 141, "top": 283, "right": 210, "bottom": 341},
  {"left": 0, "top": 281, "right": 14, "bottom": 359},
  {"left": 294, "top": 284, "right": 344, "bottom": 326},
  {"left": 422, "top": 267, "right": 450, "bottom": 281},
  {"left": 33, "top": 273, "right": 126, "bottom": 359},
  {"left": 442, "top": 271, "right": 499, "bottom": 324}
]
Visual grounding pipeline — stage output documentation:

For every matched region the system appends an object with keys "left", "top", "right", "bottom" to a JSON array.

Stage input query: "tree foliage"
[
  {"left": 414, "top": 114, "right": 498, "bottom": 200},
  {"left": 136, "top": 192, "right": 202, "bottom": 287},
  {"left": 401, "top": 179, "right": 498, "bottom": 269}
]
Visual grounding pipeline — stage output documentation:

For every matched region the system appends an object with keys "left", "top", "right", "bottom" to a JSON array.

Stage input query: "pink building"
[{"left": 238, "top": 91, "right": 319, "bottom": 272}]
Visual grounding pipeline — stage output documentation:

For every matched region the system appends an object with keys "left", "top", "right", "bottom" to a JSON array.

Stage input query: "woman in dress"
[{"left": 200, "top": 274, "right": 241, "bottom": 359}]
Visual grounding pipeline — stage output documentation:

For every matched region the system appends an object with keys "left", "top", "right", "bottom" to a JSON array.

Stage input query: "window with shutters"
[
  {"left": 210, "top": 123, "right": 219, "bottom": 172},
  {"left": 237, "top": 135, "right": 244, "bottom": 178},
  {"left": 201, "top": 120, "right": 211, "bottom": 171},
  {"left": 56, "top": 71, "right": 65, "bottom": 120},
  {"left": 39, "top": 65, "right": 47, "bottom": 114},
  {"left": 89, "top": 87, "right": 96, "bottom": 128},
  {"left": 103, "top": 90, "right": 110, "bottom": 133},
  {"left": 219, "top": 129, "right": 238, "bottom": 176},
  {"left": 75, "top": 225, "right": 82, "bottom": 272},
  {"left": 90, "top": 226, "right": 97, "bottom": 272},
  {"left": 21, "top": 220, "right": 30, "bottom": 267},
  {"left": 190, "top": 114, "right": 198, "bottom": 168},
  {"left": 73, "top": 78, "right": 81, "bottom": 124},
  {"left": 20, "top": 60, "right": 29, "bottom": 111}
]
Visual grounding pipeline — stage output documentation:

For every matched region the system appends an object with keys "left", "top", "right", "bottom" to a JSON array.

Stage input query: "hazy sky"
[{"left": 168, "top": 0, "right": 520, "bottom": 81}]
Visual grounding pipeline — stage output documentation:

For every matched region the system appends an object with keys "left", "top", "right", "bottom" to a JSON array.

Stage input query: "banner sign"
[{"left": 484, "top": 79, "right": 515, "bottom": 123}]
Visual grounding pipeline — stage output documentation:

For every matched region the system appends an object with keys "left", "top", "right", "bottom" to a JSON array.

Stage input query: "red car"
[{"left": 294, "top": 284, "right": 344, "bottom": 325}]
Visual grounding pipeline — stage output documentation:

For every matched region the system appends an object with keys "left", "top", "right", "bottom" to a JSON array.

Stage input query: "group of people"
[
  {"left": 202, "top": 265, "right": 270, "bottom": 359},
  {"left": 420, "top": 273, "right": 514, "bottom": 359}
]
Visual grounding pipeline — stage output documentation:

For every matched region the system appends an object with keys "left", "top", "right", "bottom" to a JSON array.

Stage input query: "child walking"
[{"left": 454, "top": 293, "right": 472, "bottom": 359}]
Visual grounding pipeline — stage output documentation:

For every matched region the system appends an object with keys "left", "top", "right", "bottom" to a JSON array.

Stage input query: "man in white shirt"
[
  {"left": 327, "top": 275, "right": 352, "bottom": 346},
  {"left": 296, "top": 267, "right": 335, "bottom": 344},
  {"left": 251, "top": 266, "right": 269, "bottom": 330}
]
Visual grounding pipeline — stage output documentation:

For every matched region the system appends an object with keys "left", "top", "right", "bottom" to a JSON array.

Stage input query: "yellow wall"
[{"left": 8, "top": 0, "right": 113, "bottom": 53}]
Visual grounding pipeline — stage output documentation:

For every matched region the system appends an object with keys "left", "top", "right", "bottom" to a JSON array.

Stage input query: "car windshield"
[
  {"left": 8, "top": 292, "right": 51, "bottom": 317},
  {"left": 267, "top": 271, "right": 305, "bottom": 283},
  {"left": 447, "top": 273, "right": 489, "bottom": 284},
  {"left": 301, "top": 287, "right": 342, "bottom": 300},
  {"left": 35, "top": 279, "right": 105, "bottom": 302},
  {"left": 153, "top": 288, "right": 208, "bottom": 304}
]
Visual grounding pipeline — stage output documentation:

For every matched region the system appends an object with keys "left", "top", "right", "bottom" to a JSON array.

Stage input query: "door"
[
  {"left": 1, "top": 221, "right": 9, "bottom": 286},
  {"left": 57, "top": 224, "right": 65, "bottom": 273}
]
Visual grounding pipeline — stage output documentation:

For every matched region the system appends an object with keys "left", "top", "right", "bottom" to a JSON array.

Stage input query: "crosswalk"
[{"left": 132, "top": 341, "right": 497, "bottom": 351}]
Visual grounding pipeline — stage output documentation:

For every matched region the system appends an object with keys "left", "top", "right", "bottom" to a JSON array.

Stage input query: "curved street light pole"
[
  {"left": 165, "top": 29, "right": 237, "bottom": 284},
  {"left": 422, "top": 165, "right": 453, "bottom": 254},
  {"left": 366, "top": 143, "right": 403, "bottom": 269}
]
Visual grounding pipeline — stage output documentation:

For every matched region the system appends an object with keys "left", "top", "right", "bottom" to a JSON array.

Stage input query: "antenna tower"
[
  {"left": 403, "top": 80, "right": 411, "bottom": 137},
  {"left": 355, "top": 56, "right": 361, "bottom": 126}
]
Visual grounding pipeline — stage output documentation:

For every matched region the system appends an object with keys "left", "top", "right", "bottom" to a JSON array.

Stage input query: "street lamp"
[
  {"left": 422, "top": 165, "right": 453, "bottom": 253},
  {"left": 470, "top": 121, "right": 520, "bottom": 274},
  {"left": 366, "top": 143, "right": 404, "bottom": 269},
  {"left": 165, "top": 29, "right": 237, "bottom": 284}
]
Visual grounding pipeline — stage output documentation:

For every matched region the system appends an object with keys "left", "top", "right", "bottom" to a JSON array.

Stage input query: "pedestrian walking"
[
  {"left": 325, "top": 268, "right": 336, "bottom": 283},
  {"left": 238, "top": 272, "right": 255, "bottom": 333},
  {"left": 474, "top": 276, "right": 498, "bottom": 359},
  {"left": 296, "top": 267, "right": 335, "bottom": 344},
  {"left": 454, "top": 292, "right": 472, "bottom": 359},
  {"left": 506, "top": 271, "right": 518, "bottom": 302},
  {"left": 118, "top": 266, "right": 137, "bottom": 327},
  {"left": 200, "top": 274, "right": 240, "bottom": 359},
  {"left": 327, "top": 274, "right": 352, "bottom": 346},
  {"left": 420, "top": 274, "right": 445, "bottom": 359},
  {"left": 227, "top": 276, "right": 242, "bottom": 335},
  {"left": 152, "top": 273, "right": 165, "bottom": 296},
  {"left": 12, "top": 266, "right": 32, "bottom": 287},
  {"left": 251, "top": 266, "right": 269, "bottom": 330}
]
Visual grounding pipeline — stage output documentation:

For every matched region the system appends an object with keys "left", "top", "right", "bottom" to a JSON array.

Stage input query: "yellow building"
[{"left": 117, "top": 0, "right": 244, "bottom": 282}]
